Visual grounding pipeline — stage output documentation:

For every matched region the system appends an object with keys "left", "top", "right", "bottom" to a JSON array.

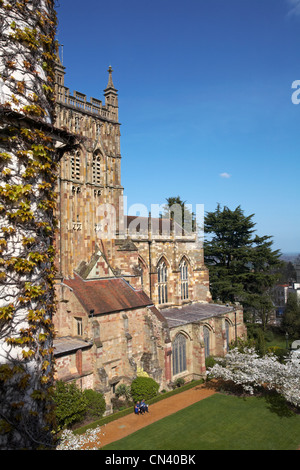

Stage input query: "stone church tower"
[
  {"left": 54, "top": 59, "right": 124, "bottom": 280},
  {"left": 53, "top": 56, "right": 246, "bottom": 411}
]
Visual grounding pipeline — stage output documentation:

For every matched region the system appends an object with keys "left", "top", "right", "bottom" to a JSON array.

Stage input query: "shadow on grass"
[
  {"left": 262, "top": 391, "right": 296, "bottom": 418},
  {"left": 209, "top": 379, "right": 297, "bottom": 419}
]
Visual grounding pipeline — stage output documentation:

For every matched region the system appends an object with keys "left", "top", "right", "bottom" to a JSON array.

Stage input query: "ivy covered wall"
[{"left": 0, "top": 0, "right": 74, "bottom": 449}]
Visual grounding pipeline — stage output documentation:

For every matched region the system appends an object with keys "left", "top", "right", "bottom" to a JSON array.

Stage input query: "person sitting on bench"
[
  {"left": 134, "top": 402, "right": 141, "bottom": 414},
  {"left": 140, "top": 399, "right": 149, "bottom": 413}
]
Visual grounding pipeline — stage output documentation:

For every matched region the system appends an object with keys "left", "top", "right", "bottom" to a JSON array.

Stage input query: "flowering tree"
[
  {"left": 208, "top": 348, "right": 300, "bottom": 408},
  {"left": 56, "top": 427, "right": 102, "bottom": 451},
  {"left": 0, "top": 0, "right": 76, "bottom": 449}
]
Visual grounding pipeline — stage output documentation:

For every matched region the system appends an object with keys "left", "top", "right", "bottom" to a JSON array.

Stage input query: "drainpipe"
[
  {"left": 58, "top": 174, "right": 63, "bottom": 278},
  {"left": 148, "top": 241, "right": 152, "bottom": 298},
  {"left": 148, "top": 212, "right": 152, "bottom": 298}
]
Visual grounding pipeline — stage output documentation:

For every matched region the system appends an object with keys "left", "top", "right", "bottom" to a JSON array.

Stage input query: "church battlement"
[
  {"left": 56, "top": 86, "right": 118, "bottom": 123},
  {"left": 55, "top": 52, "right": 119, "bottom": 125}
]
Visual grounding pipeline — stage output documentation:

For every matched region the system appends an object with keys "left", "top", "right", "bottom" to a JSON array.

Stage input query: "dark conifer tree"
[{"left": 204, "top": 204, "right": 282, "bottom": 325}]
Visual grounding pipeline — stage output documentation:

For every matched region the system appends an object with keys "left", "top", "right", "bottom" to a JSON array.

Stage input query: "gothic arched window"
[
  {"left": 225, "top": 320, "right": 231, "bottom": 352},
  {"left": 180, "top": 259, "right": 189, "bottom": 300},
  {"left": 75, "top": 114, "right": 80, "bottom": 133},
  {"left": 172, "top": 334, "right": 187, "bottom": 375},
  {"left": 157, "top": 259, "right": 168, "bottom": 304},
  {"left": 138, "top": 257, "right": 148, "bottom": 289},
  {"left": 203, "top": 326, "right": 210, "bottom": 358},
  {"left": 92, "top": 152, "right": 101, "bottom": 184}
]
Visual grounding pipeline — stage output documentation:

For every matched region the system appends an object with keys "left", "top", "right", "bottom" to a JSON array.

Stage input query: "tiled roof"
[
  {"left": 53, "top": 336, "right": 93, "bottom": 356},
  {"left": 62, "top": 274, "right": 153, "bottom": 315},
  {"left": 161, "top": 302, "right": 235, "bottom": 328}
]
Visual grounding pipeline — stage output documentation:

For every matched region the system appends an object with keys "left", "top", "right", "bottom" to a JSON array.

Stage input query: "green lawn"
[{"left": 102, "top": 393, "right": 300, "bottom": 450}]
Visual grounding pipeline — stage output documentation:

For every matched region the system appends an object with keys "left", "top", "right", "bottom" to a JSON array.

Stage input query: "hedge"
[{"left": 74, "top": 379, "right": 204, "bottom": 435}]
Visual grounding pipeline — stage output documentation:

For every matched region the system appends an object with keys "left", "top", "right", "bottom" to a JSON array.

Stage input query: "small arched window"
[
  {"left": 180, "top": 259, "right": 189, "bottom": 300},
  {"left": 203, "top": 326, "right": 210, "bottom": 358},
  {"left": 225, "top": 320, "right": 230, "bottom": 351},
  {"left": 157, "top": 259, "right": 168, "bottom": 304},
  {"left": 75, "top": 114, "right": 80, "bottom": 133},
  {"left": 138, "top": 258, "right": 145, "bottom": 288},
  {"left": 172, "top": 334, "right": 187, "bottom": 375}
]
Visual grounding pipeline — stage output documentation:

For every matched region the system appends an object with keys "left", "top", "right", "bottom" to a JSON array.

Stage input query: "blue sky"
[{"left": 56, "top": 0, "right": 300, "bottom": 253}]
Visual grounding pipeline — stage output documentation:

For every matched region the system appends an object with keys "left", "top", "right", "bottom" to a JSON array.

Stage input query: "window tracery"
[
  {"left": 172, "top": 333, "right": 187, "bottom": 375},
  {"left": 180, "top": 259, "right": 189, "bottom": 300},
  {"left": 157, "top": 259, "right": 168, "bottom": 304},
  {"left": 203, "top": 326, "right": 210, "bottom": 358}
]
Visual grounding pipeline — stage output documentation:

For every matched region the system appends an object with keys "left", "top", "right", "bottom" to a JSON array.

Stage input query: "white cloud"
[
  {"left": 287, "top": 0, "right": 300, "bottom": 16},
  {"left": 220, "top": 172, "right": 231, "bottom": 179}
]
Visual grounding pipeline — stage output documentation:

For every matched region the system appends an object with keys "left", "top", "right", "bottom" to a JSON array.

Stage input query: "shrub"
[
  {"left": 111, "top": 397, "right": 128, "bottom": 412},
  {"left": 115, "top": 384, "right": 132, "bottom": 401},
  {"left": 264, "top": 329, "right": 274, "bottom": 343},
  {"left": 83, "top": 389, "right": 106, "bottom": 419},
  {"left": 267, "top": 346, "right": 287, "bottom": 363},
  {"left": 53, "top": 381, "right": 87, "bottom": 430},
  {"left": 205, "top": 355, "right": 216, "bottom": 369},
  {"left": 174, "top": 377, "right": 185, "bottom": 388},
  {"left": 256, "top": 328, "right": 266, "bottom": 356},
  {"left": 130, "top": 376, "right": 159, "bottom": 402}
]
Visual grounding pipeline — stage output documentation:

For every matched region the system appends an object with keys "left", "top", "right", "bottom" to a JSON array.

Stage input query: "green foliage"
[
  {"left": 256, "top": 328, "right": 267, "bottom": 356},
  {"left": 115, "top": 383, "right": 132, "bottom": 400},
  {"left": 53, "top": 384, "right": 106, "bottom": 429},
  {"left": 83, "top": 389, "right": 106, "bottom": 420},
  {"left": 264, "top": 329, "right": 274, "bottom": 343},
  {"left": 245, "top": 324, "right": 266, "bottom": 356},
  {"left": 53, "top": 381, "right": 87, "bottom": 430},
  {"left": 281, "top": 292, "right": 300, "bottom": 338},
  {"left": 276, "top": 261, "right": 297, "bottom": 284},
  {"left": 130, "top": 376, "right": 160, "bottom": 403},
  {"left": 173, "top": 377, "right": 185, "bottom": 388},
  {"left": 267, "top": 346, "right": 287, "bottom": 363},
  {"left": 205, "top": 355, "right": 217, "bottom": 369},
  {"left": 244, "top": 324, "right": 292, "bottom": 359}
]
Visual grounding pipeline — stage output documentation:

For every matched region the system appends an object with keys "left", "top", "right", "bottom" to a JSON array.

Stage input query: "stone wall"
[
  {"left": 168, "top": 307, "right": 247, "bottom": 384},
  {"left": 125, "top": 237, "right": 211, "bottom": 306}
]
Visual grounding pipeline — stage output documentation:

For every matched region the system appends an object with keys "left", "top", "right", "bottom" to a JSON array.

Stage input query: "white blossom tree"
[{"left": 208, "top": 348, "right": 300, "bottom": 408}]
